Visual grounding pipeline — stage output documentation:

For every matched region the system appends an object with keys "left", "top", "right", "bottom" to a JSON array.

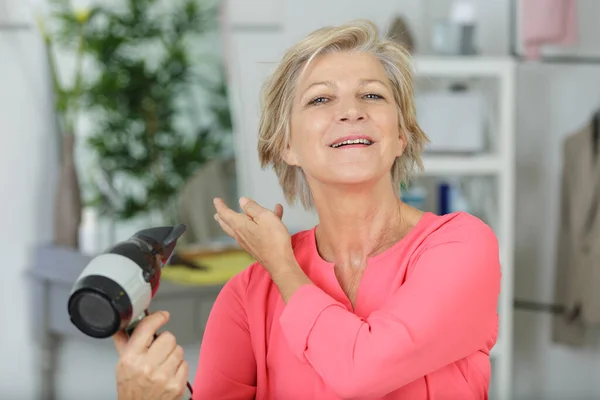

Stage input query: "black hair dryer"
[{"left": 67, "top": 224, "right": 186, "bottom": 338}]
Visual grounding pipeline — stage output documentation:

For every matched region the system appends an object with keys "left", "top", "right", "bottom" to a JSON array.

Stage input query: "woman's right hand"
[{"left": 113, "top": 311, "right": 190, "bottom": 400}]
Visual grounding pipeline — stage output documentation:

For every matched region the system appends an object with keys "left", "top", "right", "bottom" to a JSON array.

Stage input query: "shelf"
[
  {"left": 0, "top": 22, "right": 32, "bottom": 31},
  {"left": 420, "top": 155, "right": 502, "bottom": 176},
  {"left": 412, "top": 56, "right": 516, "bottom": 78}
]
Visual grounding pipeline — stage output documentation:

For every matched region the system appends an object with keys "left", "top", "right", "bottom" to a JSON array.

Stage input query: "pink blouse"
[{"left": 192, "top": 211, "right": 501, "bottom": 399}]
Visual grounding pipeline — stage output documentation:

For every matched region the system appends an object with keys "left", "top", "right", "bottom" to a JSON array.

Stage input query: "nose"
[{"left": 337, "top": 98, "right": 366, "bottom": 123}]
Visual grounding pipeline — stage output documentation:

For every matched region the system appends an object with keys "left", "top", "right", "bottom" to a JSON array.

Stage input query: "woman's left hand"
[{"left": 213, "top": 197, "right": 297, "bottom": 275}]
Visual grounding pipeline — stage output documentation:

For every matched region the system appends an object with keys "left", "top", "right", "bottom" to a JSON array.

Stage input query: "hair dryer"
[{"left": 67, "top": 224, "right": 187, "bottom": 339}]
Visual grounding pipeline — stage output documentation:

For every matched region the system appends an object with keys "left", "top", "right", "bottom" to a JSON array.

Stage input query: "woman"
[{"left": 113, "top": 19, "right": 501, "bottom": 400}]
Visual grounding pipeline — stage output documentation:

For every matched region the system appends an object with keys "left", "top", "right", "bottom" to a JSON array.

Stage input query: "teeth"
[{"left": 331, "top": 138, "right": 373, "bottom": 148}]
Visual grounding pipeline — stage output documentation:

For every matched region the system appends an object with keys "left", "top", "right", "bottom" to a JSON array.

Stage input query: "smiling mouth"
[{"left": 330, "top": 138, "right": 374, "bottom": 148}]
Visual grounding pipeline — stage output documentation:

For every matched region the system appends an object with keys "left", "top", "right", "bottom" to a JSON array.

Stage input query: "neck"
[{"left": 311, "top": 178, "right": 409, "bottom": 269}]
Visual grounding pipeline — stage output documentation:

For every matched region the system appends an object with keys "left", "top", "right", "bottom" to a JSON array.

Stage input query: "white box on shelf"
[{"left": 416, "top": 90, "right": 487, "bottom": 154}]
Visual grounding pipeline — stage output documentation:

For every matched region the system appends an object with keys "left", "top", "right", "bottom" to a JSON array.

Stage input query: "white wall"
[
  {"left": 2, "top": 0, "right": 600, "bottom": 399},
  {"left": 0, "top": 22, "right": 55, "bottom": 400}
]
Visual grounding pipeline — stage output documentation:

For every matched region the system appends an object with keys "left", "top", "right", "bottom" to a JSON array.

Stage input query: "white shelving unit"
[
  {"left": 421, "top": 154, "right": 502, "bottom": 175},
  {"left": 413, "top": 56, "right": 516, "bottom": 400}
]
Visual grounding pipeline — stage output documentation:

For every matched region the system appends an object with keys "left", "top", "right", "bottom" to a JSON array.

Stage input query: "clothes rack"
[
  {"left": 513, "top": 299, "right": 564, "bottom": 314},
  {"left": 508, "top": 0, "right": 599, "bottom": 319}
]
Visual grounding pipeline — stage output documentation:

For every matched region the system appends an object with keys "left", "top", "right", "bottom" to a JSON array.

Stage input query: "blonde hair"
[{"left": 257, "top": 19, "right": 428, "bottom": 209}]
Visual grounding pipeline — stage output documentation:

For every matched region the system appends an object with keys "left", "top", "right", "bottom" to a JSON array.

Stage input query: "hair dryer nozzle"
[{"left": 132, "top": 223, "right": 187, "bottom": 264}]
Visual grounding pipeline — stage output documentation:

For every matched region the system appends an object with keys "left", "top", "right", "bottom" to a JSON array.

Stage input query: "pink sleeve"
[
  {"left": 191, "top": 271, "right": 257, "bottom": 399},
  {"left": 279, "top": 219, "right": 501, "bottom": 399}
]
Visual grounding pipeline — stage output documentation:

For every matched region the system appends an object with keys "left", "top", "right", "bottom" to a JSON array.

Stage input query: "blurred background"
[{"left": 1, "top": 0, "right": 600, "bottom": 399}]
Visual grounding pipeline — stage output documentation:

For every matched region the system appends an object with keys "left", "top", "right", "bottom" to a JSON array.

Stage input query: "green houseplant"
[
  {"left": 41, "top": 0, "right": 231, "bottom": 230},
  {"left": 81, "top": 0, "right": 232, "bottom": 224}
]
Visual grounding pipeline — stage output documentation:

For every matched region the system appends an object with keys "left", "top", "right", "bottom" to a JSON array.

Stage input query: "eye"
[
  {"left": 307, "top": 96, "right": 329, "bottom": 106},
  {"left": 363, "top": 93, "right": 384, "bottom": 100}
]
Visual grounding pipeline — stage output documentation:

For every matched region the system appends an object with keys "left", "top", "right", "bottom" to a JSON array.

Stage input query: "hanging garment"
[
  {"left": 521, "top": 0, "right": 578, "bottom": 60},
  {"left": 552, "top": 119, "right": 600, "bottom": 346}
]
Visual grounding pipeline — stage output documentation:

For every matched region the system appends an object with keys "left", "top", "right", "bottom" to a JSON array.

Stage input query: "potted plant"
[{"left": 81, "top": 0, "right": 231, "bottom": 229}]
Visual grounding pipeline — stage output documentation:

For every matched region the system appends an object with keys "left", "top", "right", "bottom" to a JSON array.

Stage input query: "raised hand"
[{"left": 213, "top": 197, "right": 296, "bottom": 274}]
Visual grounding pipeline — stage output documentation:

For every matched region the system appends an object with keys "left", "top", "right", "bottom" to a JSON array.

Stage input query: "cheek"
[
  {"left": 287, "top": 124, "right": 313, "bottom": 166},
  {"left": 303, "top": 111, "right": 330, "bottom": 135},
  {"left": 379, "top": 111, "right": 405, "bottom": 156},
  {"left": 291, "top": 112, "right": 330, "bottom": 151},
  {"left": 377, "top": 110, "right": 401, "bottom": 140}
]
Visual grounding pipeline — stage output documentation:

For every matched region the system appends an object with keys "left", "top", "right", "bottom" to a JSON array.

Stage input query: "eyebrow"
[
  {"left": 301, "top": 78, "right": 388, "bottom": 97},
  {"left": 358, "top": 79, "right": 388, "bottom": 87},
  {"left": 301, "top": 80, "right": 335, "bottom": 95}
]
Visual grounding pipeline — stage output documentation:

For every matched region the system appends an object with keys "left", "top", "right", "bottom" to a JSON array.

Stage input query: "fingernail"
[
  {"left": 161, "top": 311, "right": 169, "bottom": 320},
  {"left": 213, "top": 213, "right": 218, "bottom": 221},
  {"left": 239, "top": 197, "right": 248, "bottom": 206}
]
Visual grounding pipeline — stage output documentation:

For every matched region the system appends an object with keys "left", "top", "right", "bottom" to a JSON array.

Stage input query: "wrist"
[
  {"left": 269, "top": 259, "right": 312, "bottom": 303},
  {"left": 264, "top": 251, "right": 299, "bottom": 276},
  {"left": 271, "top": 262, "right": 303, "bottom": 282}
]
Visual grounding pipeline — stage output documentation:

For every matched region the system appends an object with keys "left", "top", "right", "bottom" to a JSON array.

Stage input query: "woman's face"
[{"left": 285, "top": 51, "right": 406, "bottom": 187}]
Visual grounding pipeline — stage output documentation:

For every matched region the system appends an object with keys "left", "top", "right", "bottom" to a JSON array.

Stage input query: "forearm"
[
  {"left": 277, "top": 221, "right": 501, "bottom": 398},
  {"left": 278, "top": 282, "right": 497, "bottom": 399}
]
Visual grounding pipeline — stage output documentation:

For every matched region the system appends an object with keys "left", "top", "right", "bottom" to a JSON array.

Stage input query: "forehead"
[{"left": 297, "top": 51, "right": 390, "bottom": 89}]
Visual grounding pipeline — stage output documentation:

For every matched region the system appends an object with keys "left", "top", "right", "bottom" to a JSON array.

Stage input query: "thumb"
[{"left": 273, "top": 203, "right": 284, "bottom": 220}]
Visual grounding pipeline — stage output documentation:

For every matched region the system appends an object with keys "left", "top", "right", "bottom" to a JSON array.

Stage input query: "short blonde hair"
[{"left": 257, "top": 19, "right": 428, "bottom": 209}]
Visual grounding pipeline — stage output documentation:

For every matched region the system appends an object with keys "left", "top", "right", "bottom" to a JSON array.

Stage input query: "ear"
[
  {"left": 282, "top": 145, "right": 299, "bottom": 166},
  {"left": 396, "top": 129, "right": 408, "bottom": 158}
]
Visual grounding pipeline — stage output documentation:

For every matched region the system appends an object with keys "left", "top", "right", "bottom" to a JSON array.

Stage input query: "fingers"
[
  {"left": 173, "top": 360, "right": 190, "bottom": 395},
  {"left": 214, "top": 214, "right": 237, "bottom": 239},
  {"left": 214, "top": 197, "right": 283, "bottom": 241},
  {"left": 114, "top": 313, "right": 188, "bottom": 400},
  {"left": 127, "top": 311, "right": 170, "bottom": 353},
  {"left": 213, "top": 197, "right": 245, "bottom": 226},
  {"left": 162, "top": 355, "right": 189, "bottom": 399},
  {"left": 239, "top": 197, "right": 268, "bottom": 220},
  {"left": 147, "top": 330, "right": 178, "bottom": 365},
  {"left": 273, "top": 203, "right": 284, "bottom": 220},
  {"left": 161, "top": 344, "right": 185, "bottom": 374},
  {"left": 113, "top": 331, "right": 129, "bottom": 356}
]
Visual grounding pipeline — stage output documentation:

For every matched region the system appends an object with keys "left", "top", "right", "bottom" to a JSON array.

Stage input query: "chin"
[
  {"left": 320, "top": 168, "right": 386, "bottom": 187},
  {"left": 304, "top": 156, "right": 396, "bottom": 189}
]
